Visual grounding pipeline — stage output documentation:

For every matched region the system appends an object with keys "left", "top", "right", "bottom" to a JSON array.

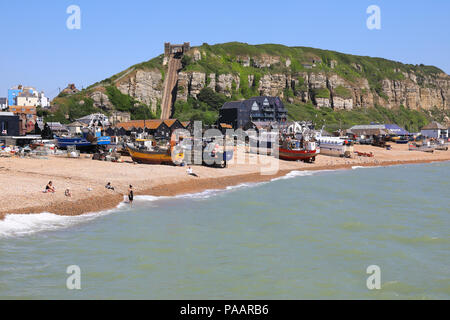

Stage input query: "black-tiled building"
[
  {"left": 0, "top": 112, "right": 20, "bottom": 136},
  {"left": 219, "top": 96, "right": 287, "bottom": 129},
  {"left": 0, "top": 98, "right": 7, "bottom": 111}
]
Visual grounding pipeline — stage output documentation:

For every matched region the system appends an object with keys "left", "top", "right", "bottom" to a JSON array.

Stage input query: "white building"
[
  {"left": 421, "top": 121, "right": 448, "bottom": 139},
  {"left": 9, "top": 86, "right": 50, "bottom": 108},
  {"left": 16, "top": 91, "right": 40, "bottom": 107},
  {"left": 37, "top": 92, "right": 50, "bottom": 108}
]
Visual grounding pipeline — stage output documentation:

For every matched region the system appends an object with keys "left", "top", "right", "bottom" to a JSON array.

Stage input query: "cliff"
[{"left": 52, "top": 42, "right": 450, "bottom": 127}]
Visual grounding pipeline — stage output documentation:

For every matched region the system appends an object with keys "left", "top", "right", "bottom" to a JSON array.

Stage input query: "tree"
[{"left": 197, "top": 88, "right": 227, "bottom": 110}]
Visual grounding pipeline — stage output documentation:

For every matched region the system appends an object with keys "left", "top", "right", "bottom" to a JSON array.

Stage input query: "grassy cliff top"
[{"left": 88, "top": 42, "right": 445, "bottom": 90}]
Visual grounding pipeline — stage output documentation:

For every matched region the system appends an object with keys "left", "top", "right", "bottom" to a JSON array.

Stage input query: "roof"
[
  {"left": 349, "top": 124, "right": 385, "bottom": 130},
  {"left": 115, "top": 120, "right": 165, "bottom": 131},
  {"left": 348, "top": 128, "right": 387, "bottom": 136},
  {"left": 181, "top": 121, "right": 190, "bottom": 128},
  {"left": 422, "top": 121, "right": 447, "bottom": 130},
  {"left": 349, "top": 124, "right": 410, "bottom": 135},
  {"left": 67, "top": 121, "right": 87, "bottom": 127},
  {"left": 219, "top": 123, "right": 233, "bottom": 129},
  {"left": 384, "top": 124, "right": 410, "bottom": 135},
  {"left": 246, "top": 121, "right": 278, "bottom": 130},
  {"left": 163, "top": 119, "right": 179, "bottom": 127},
  {"left": 221, "top": 96, "right": 285, "bottom": 111}
]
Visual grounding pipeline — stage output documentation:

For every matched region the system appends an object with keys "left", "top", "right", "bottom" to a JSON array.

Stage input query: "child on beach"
[{"left": 65, "top": 188, "right": 72, "bottom": 197}]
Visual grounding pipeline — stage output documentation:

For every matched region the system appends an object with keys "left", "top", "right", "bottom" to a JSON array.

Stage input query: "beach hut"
[
  {"left": 117, "top": 127, "right": 127, "bottom": 136},
  {"left": 164, "top": 119, "right": 184, "bottom": 132},
  {"left": 105, "top": 127, "right": 117, "bottom": 137},
  {"left": 115, "top": 120, "right": 171, "bottom": 140}
]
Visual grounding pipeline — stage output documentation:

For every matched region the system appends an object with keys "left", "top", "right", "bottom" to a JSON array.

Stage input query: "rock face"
[
  {"left": 110, "top": 52, "right": 449, "bottom": 113},
  {"left": 259, "top": 74, "right": 287, "bottom": 97},
  {"left": 333, "top": 96, "right": 353, "bottom": 110},
  {"left": 116, "top": 70, "right": 163, "bottom": 112},
  {"left": 380, "top": 74, "right": 449, "bottom": 110},
  {"left": 216, "top": 74, "right": 240, "bottom": 97},
  {"left": 89, "top": 91, "right": 113, "bottom": 110}
]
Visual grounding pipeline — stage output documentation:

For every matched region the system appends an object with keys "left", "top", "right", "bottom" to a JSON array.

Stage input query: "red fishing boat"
[{"left": 279, "top": 138, "right": 319, "bottom": 163}]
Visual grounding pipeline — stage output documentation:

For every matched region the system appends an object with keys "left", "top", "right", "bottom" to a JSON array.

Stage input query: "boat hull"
[
  {"left": 279, "top": 148, "right": 318, "bottom": 161},
  {"left": 319, "top": 145, "right": 353, "bottom": 158},
  {"left": 57, "top": 136, "right": 111, "bottom": 150},
  {"left": 127, "top": 146, "right": 182, "bottom": 165}
]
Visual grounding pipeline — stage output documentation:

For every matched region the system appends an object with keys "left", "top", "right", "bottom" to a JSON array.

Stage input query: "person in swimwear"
[
  {"left": 128, "top": 185, "right": 134, "bottom": 204},
  {"left": 45, "top": 181, "right": 56, "bottom": 193}
]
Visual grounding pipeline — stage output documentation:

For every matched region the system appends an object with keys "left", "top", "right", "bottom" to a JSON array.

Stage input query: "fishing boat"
[
  {"left": 432, "top": 139, "right": 449, "bottom": 151},
  {"left": 56, "top": 128, "right": 111, "bottom": 150},
  {"left": 176, "top": 137, "right": 234, "bottom": 168},
  {"left": 392, "top": 136, "right": 410, "bottom": 144},
  {"left": 279, "top": 137, "right": 319, "bottom": 163},
  {"left": 279, "top": 121, "right": 320, "bottom": 162},
  {"left": 127, "top": 139, "right": 184, "bottom": 165},
  {"left": 409, "top": 142, "right": 435, "bottom": 153},
  {"left": 317, "top": 136, "right": 354, "bottom": 158}
]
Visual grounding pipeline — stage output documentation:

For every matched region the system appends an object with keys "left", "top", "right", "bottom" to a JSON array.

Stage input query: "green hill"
[{"left": 48, "top": 42, "right": 450, "bottom": 131}]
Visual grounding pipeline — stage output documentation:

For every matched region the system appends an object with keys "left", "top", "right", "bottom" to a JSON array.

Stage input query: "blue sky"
[{"left": 0, "top": 0, "right": 449, "bottom": 99}]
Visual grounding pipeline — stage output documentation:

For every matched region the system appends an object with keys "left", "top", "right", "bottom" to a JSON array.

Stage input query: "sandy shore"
[{"left": 1, "top": 144, "right": 449, "bottom": 220}]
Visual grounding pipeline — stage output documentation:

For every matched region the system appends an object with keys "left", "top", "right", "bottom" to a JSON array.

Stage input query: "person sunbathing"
[
  {"left": 45, "top": 181, "right": 56, "bottom": 193},
  {"left": 187, "top": 167, "right": 199, "bottom": 178},
  {"left": 105, "top": 182, "right": 115, "bottom": 191}
]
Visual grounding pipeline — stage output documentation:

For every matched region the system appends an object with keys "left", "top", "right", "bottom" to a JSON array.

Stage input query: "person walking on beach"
[{"left": 128, "top": 185, "right": 134, "bottom": 204}]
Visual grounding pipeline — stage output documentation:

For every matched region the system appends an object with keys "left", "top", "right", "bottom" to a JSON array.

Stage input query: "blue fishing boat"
[{"left": 56, "top": 129, "right": 111, "bottom": 150}]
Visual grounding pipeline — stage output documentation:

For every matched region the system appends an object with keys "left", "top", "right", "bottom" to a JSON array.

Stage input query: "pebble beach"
[{"left": 1, "top": 143, "right": 449, "bottom": 220}]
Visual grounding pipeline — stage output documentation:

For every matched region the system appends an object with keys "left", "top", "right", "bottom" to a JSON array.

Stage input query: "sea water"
[{"left": 0, "top": 162, "right": 448, "bottom": 299}]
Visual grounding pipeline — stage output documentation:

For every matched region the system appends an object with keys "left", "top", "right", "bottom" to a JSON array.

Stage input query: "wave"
[
  {"left": 0, "top": 204, "right": 127, "bottom": 239},
  {"left": 271, "top": 169, "right": 336, "bottom": 181},
  {"left": 135, "top": 181, "right": 268, "bottom": 203}
]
